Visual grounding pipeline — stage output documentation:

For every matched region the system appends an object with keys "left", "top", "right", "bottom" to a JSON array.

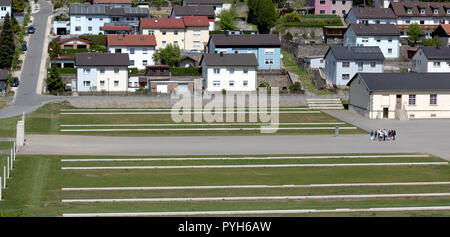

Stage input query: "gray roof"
[
  {"left": 0, "top": 69, "right": 8, "bottom": 80},
  {"left": 419, "top": 47, "right": 450, "bottom": 60},
  {"left": 348, "top": 72, "right": 450, "bottom": 91},
  {"left": 75, "top": 53, "right": 130, "bottom": 66},
  {"left": 348, "top": 7, "right": 397, "bottom": 19},
  {"left": 348, "top": 24, "right": 400, "bottom": 36},
  {"left": 172, "top": 6, "right": 215, "bottom": 17},
  {"left": 201, "top": 53, "right": 258, "bottom": 66},
  {"left": 210, "top": 34, "right": 281, "bottom": 48},
  {"left": 69, "top": 4, "right": 148, "bottom": 16},
  {"left": 185, "top": 0, "right": 223, "bottom": 5},
  {"left": 325, "top": 46, "right": 385, "bottom": 61},
  {"left": 0, "top": 0, "right": 11, "bottom": 6}
]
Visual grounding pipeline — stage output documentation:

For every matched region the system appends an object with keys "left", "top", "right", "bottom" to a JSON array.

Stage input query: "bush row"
[
  {"left": 79, "top": 35, "right": 107, "bottom": 46},
  {"left": 170, "top": 67, "right": 201, "bottom": 76}
]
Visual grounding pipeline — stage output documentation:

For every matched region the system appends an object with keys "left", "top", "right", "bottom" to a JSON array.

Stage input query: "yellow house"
[
  {"left": 140, "top": 16, "right": 209, "bottom": 51},
  {"left": 348, "top": 73, "right": 450, "bottom": 120}
]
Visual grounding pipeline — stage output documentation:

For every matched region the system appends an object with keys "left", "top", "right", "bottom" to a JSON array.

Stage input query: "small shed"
[{"left": 59, "top": 37, "right": 92, "bottom": 49}]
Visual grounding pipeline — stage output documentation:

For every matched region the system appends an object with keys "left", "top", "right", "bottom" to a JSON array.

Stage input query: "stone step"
[
  {"left": 308, "top": 103, "right": 344, "bottom": 107},
  {"left": 309, "top": 106, "right": 345, "bottom": 110}
]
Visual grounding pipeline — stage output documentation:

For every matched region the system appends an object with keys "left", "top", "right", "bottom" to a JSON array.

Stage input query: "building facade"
[
  {"left": 107, "top": 34, "right": 157, "bottom": 70},
  {"left": 170, "top": 6, "right": 216, "bottom": 31},
  {"left": 0, "top": 0, "right": 12, "bottom": 20},
  {"left": 412, "top": 46, "right": 450, "bottom": 72},
  {"left": 345, "top": 7, "right": 398, "bottom": 25},
  {"left": 431, "top": 24, "right": 450, "bottom": 46},
  {"left": 314, "top": 0, "right": 352, "bottom": 16}
]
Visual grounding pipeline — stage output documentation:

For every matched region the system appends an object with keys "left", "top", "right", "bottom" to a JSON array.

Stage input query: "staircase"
[{"left": 306, "top": 98, "right": 344, "bottom": 110}]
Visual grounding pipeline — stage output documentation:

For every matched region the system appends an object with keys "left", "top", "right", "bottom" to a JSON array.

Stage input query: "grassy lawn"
[
  {"left": 0, "top": 153, "right": 449, "bottom": 217},
  {"left": 0, "top": 141, "right": 14, "bottom": 150},
  {"left": 281, "top": 50, "right": 335, "bottom": 95},
  {"left": 13, "top": 102, "right": 365, "bottom": 136}
]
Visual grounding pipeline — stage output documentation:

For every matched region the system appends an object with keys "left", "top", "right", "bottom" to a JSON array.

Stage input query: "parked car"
[
  {"left": 187, "top": 50, "right": 202, "bottom": 54},
  {"left": 21, "top": 42, "right": 27, "bottom": 51},
  {"left": 28, "top": 26, "right": 35, "bottom": 34},
  {"left": 11, "top": 77, "right": 19, "bottom": 87}
]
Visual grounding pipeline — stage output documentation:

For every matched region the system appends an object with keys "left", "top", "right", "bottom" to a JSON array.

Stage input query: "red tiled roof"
[
  {"left": 93, "top": 0, "right": 132, "bottom": 4},
  {"left": 441, "top": 24, "right": 450, "bottom": 35},
  {"left": 182, "top": 16, "right": 209, "bottom": 27},
  {"left": 140, "top": 18, "right": 185, "bottom": 29},
  {"left": 107, "top": 34, "right": 157, "bottom": 46},
  {"left": 59, "top": 37, "right": 91, "bottom": 44},
  {"left": 102, "top": 26, "right": 131, "bottom": 31}
]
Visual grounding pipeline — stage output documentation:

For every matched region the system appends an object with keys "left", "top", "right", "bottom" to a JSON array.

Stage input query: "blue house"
[{"left": 207, "top": 34, "right": 281, "bottom": 70}]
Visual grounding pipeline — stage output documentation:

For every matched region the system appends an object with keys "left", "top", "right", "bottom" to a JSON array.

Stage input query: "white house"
[
  {"left": 200, "top": 53, "right": 258, "bottom": 92},
  {"left": 345, "top": 7, "right": 398, "bottom": 25},
  {"left": 107, "top": 34, "right": 157, "bottom": 70},
  {"left": 182, "top": 0, "right": 223, "bottom": 16},
  {"left": 0, "top": 0, "right": 11, "bottom": 20},
  {"left": 75, "top": 53, "right": 130, "bottom": 92},
  {"left": 348, "top": 72, "right": 450, "bottom": 119},
  {"left": 324, "top": 46, "right": 385, "bottom": 86},
  {"left": 412, "top": 46, "right": 450, "bottom": 73},
  {"left": 344, "top": 24, "right": 401, "bottom": 59},
  {"left": 303, "top": 56, "right": 325, "bottom": 69}
]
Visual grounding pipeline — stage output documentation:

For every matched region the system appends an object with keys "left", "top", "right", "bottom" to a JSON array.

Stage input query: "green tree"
[
  {"left": 12, "top": 0, "right": 26, "bottom": 12},
  {"left": 255, "top": 0, "right": 278, "bottom": 33},
  {"left": 407, "top": 23, "right": 422, "bottom": 46},
  {"left": 423, "top": 36, "right": 445, "bottom": 47},
  {"left": 218, "top": 8, "right": 237, "bottom": 31},
  {"left": 11, "top": 16, "right": 20, "bottom": 34},
  {"left": 0, "top": 13, "right": 15, "bottom": 69},
  {"left": 7, "top": 72, "right": 14, "bottom": 89},
  {"left": 48, "top": 40, "right": 61, "bottom": 59},
  {"left": 46, "top": 65, "right": 65, "bottom": 95},
  {"left": 152, "top": 44, "right": 181, "bottom": 67},
  {"left": 282, "top": 12, "right": 301, "bottom": 23}
]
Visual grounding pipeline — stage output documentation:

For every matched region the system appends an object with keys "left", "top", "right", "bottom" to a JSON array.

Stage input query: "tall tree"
[
  {"left": 218, "top": 8, "right": 237, "bottom": 31},
  {"left": 407, "top": 23, "right": 422, "bottom": 46},
  {"left": 152, "top": 44, "right": 181, "bottom": 67},
  {"left": 255, "top": 0, "right": 278, "bottom": 34},
  {"left": 0, "top": 13, "right": 15, "bottom": 69},
  {"left": 12, "top": 0, "right": 26, "bottom": 13},
  {"left": 46, "top": 65, "right": 65, "bottom": 95}
]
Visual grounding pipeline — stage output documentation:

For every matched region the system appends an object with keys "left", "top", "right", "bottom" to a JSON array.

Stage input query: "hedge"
[
  {"left": 128, "top": 67, "right": 147, "bottom": 75},
  {"left": 79, "top": 35, "right": 107, "bottom": 46},
  {"left": 47, "top": 68, "right": 77, "bottom": 74},
  {"left": 170, "top": 67, "right": 201, "bottom": 76}
]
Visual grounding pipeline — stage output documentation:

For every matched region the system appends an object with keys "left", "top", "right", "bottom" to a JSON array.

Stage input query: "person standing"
[
  {"left": 393, "top": 129, "right": 396, "bottom": 141},
  {"left": 384, "top": 129, "right": 387, "bottom": 141}
]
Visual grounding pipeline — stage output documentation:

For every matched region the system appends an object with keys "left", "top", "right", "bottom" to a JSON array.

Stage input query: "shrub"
[
  {"left": 289, "top": 81, "right": 302, "bottom": 92},
  {"left": 79, "top": 35, "right": 107, "bottom": 46},
  {"left": 169, "top": 67, "right": 201, "bottom": 76},
  {"left": 284, "top": 32, "right": 293, "bottom": 40},
  {"left": 282, "top": 12, "right": 301, "bottom": 23}
]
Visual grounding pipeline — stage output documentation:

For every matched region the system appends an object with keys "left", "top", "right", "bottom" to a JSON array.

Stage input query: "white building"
[
  {"left": 324, "top": 46, "right": 385, "bottom": 86},
  {"left": 303, "top": 56, "right": 325, "bottom": 69},
  {"left": 348, "top": 72, "right": 450, "bottom": 119},
  {"left": 201, "top": 53, "right": 258, "bottom": 92},
  {"left": 412, "top": 46, "right": 450, "bottom": 73},
  {"left": 344, "top": 24, "right": 401, "bottom": 59},
  {"left": 345, "top": 7, "right": 398, "bottom": 25},
  {"left": 0, "top": 0, "right": 12, "bottom": 20},
  {"left": 107, "top": 34, "right": 157, "bottom": 70}
]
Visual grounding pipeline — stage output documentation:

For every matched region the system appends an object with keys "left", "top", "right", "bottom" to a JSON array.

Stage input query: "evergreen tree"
[
  {"left": 255, "top": 0, "right": 278, "bottom": 34},
  {"left": 13, "top": 0, "right": 26, "bottom": 13},
  {"left": 152, "top": 44, "right": 181, "bottom": 67},
  {"left": 11, "top": 16, "right": 20, "bottom": 34},
  {"left": 407, "top": 23, "right": 422, "bottom": 46},
  {"left": 0, "top": 13, "right": 15, "bottom": 69},
  {"left": 46, "top": 65, "right": 65, "bottom": 95}
]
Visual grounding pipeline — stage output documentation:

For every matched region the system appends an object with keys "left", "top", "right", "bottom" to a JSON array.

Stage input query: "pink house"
[
  {"left": 314, "top": 0, "right": 353, "bottom": 16},
  {"left": 314, "top": 0, "right": 331, "bottom": 15}
]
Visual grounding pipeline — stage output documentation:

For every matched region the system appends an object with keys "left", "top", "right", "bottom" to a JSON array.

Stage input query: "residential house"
[
  {"left": 411, "top": 46, "right": 450, "bottom": 72},
  {"left": 171, "top": 5, "right": 216, "bottom": 30},
  {"left": 0, "top": 0, "right": 11, "bottom": 20},
  {"left": 324, "top": 46, "right": 385, "bottom": 86},
  {"left": 0, "top": 69, "right": 7, "bottom": 92},
  {"left": 201, "top": 53, "right": 258, "bottom": 92},
  {"left": 59, "top": 37, "right": 92, "bottom": 49},
  {"left": 107, "top": 34, "right": 157, "bottom": 70},
  {"left": 75, "top": 53, "right": 130, "bottom": 92},
  {"left": 314, "top": 0, "right": 353, "bottom": 16},
  {"left": 343, "top": 24, "right": 401, "bottom": 59},
  {"left": 92, "top": 0, "right": 132, "bottom": 8},
  {"left": 207, "top": 34, "right": 281, "bottom": 70},
  {"left": 345, "top": 7, "right": 397, "bottom": 25},
  {"left": 372, "top": 0, "right": 418, "bottom": 9},
  {"left": 69, "top": 4, "right": 149, "bottom": 35},
  {"left": 431, "top": 24, "right": 450, "bottom": 46},
  {"left": 101, "top": 24, "right": 132, "bottom": 34},
  {"left": 390, "top": 2, "right": 450, "bottom": 38},
  {"left": 182, "top": 0, "right": 223, "bottom": 16},
  {"left": 302, "top": 56, "right": 325, "bottom": 70},
  {"left": 347, "top": 72, "right": 450, "bottom": 119},
  {"left": 140, "top": 16, "right": 210, "bottom": 51}
]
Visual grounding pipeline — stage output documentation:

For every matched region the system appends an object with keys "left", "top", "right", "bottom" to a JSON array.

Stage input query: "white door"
[
  {"left": 157, "top": 84, "right": 168, "bottom": 93},
  {"left": 178, "top": 83, "right": 189, "bottom": 93}
]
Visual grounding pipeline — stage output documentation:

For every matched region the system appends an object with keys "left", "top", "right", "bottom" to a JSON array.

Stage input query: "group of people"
[{"left": 370, "top": 129, "right": 397, "bottom": 141}]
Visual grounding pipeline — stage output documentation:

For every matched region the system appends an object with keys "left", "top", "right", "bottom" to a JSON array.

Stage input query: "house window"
[
  {"left": 229, "top": 80, "right": 234, "bottom": 87},
  {"left": 76, "top": 16, "right": 81, "bottom": 21},
  {"left": 100, "top": 68, "right": 105, "bottom": 74},
  {"left": 162, "top": 31, "right": 166, "bottom": 35},
  {"left": 265, "top": 59, "right": 274, "bottom": 65},
  {"left": 320, "top": 10, "right": 325, "bottom": 14},
  {"left": 388, "top": 48, "right": 392, "bottom": 54},
  {"left": 243, "top": 68, "right": 248, "bottom": 74},
  {"left": 375, "top": 20, "right": 380, "bottom": 24},
  {"left": 264, "top": 49, "right": 275, "bottom": 55},
  {"left": 115, "top": 49, "right": 122, "bottom": 53},
  {"left": 342, "top": 74, "right": 350, "bottom": 80},
  {"left": 420, "top": 8, "right": 425, "bottom": 14},
  {"left": 332, "top": 10, "right": 336, "bottom": 14},
  {"left": 407, "top": 8, "right": 412, "bottom": 14},
  {"left": 342, "top": 10, "right": 346, "bottom": 15},
  {"left": 213, "top": 81, "right": 220, "bottom": 87},
  {"left": 83, "top": 81, "right": 90, "bottom": 87},
  {"left": 88, "top": 26, "right": 92, "bottom": 31},
  {"left": 243, "top": 80, "right": 248, "bottom": 87},
  {"left": 75, "top": 26, "right": 81, "bottom": 31},
  {"left": 371, "top": 61, "right": 376, "bottom": 68},
  {"left": 405, "top": 20, "right": 410, "bottom": 24},
  {"left": 214, "top": 68, "right": 220, "bottom": 74},
  {"left": 1, "top": 7, "right": 6, "bottom": 11},
  {"left": 174, "top": 31, "right": 178, "bottom": 35},
  {"left": 148, "top": 30, "right": 154, "bottom": 35},
  {"left": 434, "top": 9, "right": 439, "bottom": 14},
  {"left": 376, "top": 39, "right": 381, "bottom": 43},
  {"left": 88, "top": 18, "right": 92, "bottom": 21},
  {"left": 420, "top": 20, "right": 425, "bottom": 25},
  {"left": 143, "top": 60, "right": 147, "bottom": 65},
  {"left": 193, "top": 41, "right": 201, "bottom": 48},
  {"left": 130, "top": 48, "right": 135, "bottom": 54},
  {"left": 162, "top": 41, "right": 166, "bottom": 47},
  {"left": 430, "top": 94, "right": 437, "bottom": 105},
  {"left": 83, "top": 68, "right": 90, "bottom": 74},
  {"left": 332, "top": 0, "right": 336, "bottom": 4},
  {"left": 388, "top": 38, "right": 392, "bottom": 42},
  {"left": 433, "top": 61, "right": 441, "bottom": 67},
  {"left": 342, "top": 62, "right": 350, "bottom": 68},
  {"left": 100, "top": 18, "right": 103, "bottom": 21},
  {"left": 143, "top": 48, "right": 147, "bottom": 54},
  {"left": 358, "top": 62, "right": 363, "bottom": 71},
  {"left": 174, "top": 41, "right": 178, "bottom": 46},
  {"left": 448, "top": 9, "right": 450, "bottom": 14},
  {"left": 409, "top": 94, "right": 416, "bottom": 105},
  {"left": 130, "top": 60, "right": 135, "bottom": 66},
  {"left": 100, "top": 81, "right": 105, "bottom": 87},
  {"left": 193, "top": 30, "right": 200, "bottom": 36},
  {"left": 114, "top": 68, "right": 119, "bottom": 74},
  {"left": 342, "top": 1, "right": 346, "bottom": 4},
  {"left": 114, "top": 81, "right": 119, "bottom": 87},
  {"left": 320, "top": 0, "right": 325, "bottom": 4},
  {"left": 229, "top": 68, "right": 234, "bottom": 74}
]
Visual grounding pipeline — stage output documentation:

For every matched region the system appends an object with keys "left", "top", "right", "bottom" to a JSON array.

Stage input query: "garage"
[
  {"left": 177, "top": 83, "right": 189, "bottom": 93},
  {"left": 157, "top": 84, "right": 168, "bottom": 93}
]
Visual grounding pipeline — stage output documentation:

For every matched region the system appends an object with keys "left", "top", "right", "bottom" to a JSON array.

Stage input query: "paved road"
[{"left": 0, "top": 0, "right": 58, "bottom": 119}]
